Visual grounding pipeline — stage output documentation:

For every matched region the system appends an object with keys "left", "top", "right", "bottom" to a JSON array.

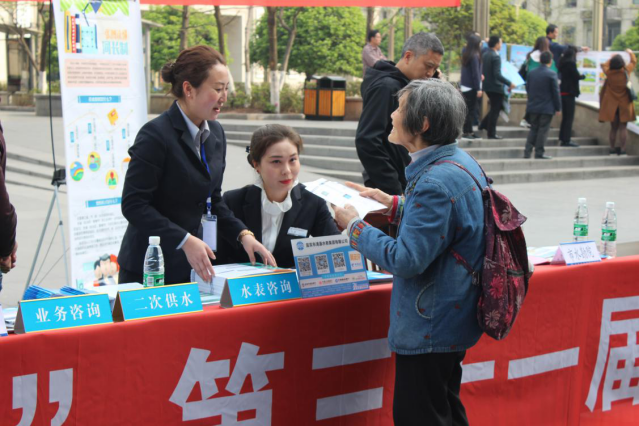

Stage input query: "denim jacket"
[{"left": 349, "top": 143, "right": 487, "bottom": 354}]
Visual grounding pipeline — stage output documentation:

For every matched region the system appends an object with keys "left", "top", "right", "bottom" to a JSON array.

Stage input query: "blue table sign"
[
  {"left": 292, "top": 235, "right": 370, "bottom": 299},
  {"left": 112, "top": 283, "right": 203, "bottom": 322},
  {"left": 14, "top": 293, "right": 113, "bottom": 334},
  {"left": 220, "top": 271, "right": 301, "bottom": 308}
]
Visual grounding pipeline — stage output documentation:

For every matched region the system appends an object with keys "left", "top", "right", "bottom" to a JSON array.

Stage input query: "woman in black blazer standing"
[
  {"left": 218, "top": 125, "right": 341, "bottom": 268},
  {"left": 118, "top": 46, "right": 275, "bottom": 285},
  {"left": 558, "top": 46, "right": 585, "bottom": 147}
]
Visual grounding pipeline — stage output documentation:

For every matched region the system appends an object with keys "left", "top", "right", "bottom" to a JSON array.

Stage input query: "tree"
[
  {"left": 377, "top": 9, "right": 426, "bottom": 63},
  {"left": 611, "top": 16, "right": 639, "bottom": 51},
  {"left": 0, "top": 2, "right": 54, "bottom": 92},
  {"left": 251, "top": 7, "right": 366, "bottom": 79},
  {"left": 421, "top": 0, "right": 547, "bottom": 72},
  {"left": 143, "top": 6, "right": 222, "bottom": 72}
]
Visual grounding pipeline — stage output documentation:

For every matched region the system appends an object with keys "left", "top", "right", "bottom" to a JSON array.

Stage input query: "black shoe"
[
  {"left": 488, "top": 135, "right": 503, "bottom": 140},
  {"left": 619, "top": 150, "right": 627, "bottom": 156},
  {"left": 560, "top": 141, "right": 580, "bottom": 147},
  {"left": 523, "top": 154, "right": 531, "bottom": 159},
  {"left": 461, "top": 133, "right": 476, "bottom": 140},
  {"left": 535, "top": 155, "right": 553, "bottom": 160},
  {"left": 609, "top": 149, "right": 617, "bottom": 155},
  {"left": 616, "top": 147, "right": 622, "bottom": 155}
]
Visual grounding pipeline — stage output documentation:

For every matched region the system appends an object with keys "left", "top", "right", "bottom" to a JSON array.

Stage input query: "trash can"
[{"left": 303, "top": 76, "right": 346, "bottom": 121}]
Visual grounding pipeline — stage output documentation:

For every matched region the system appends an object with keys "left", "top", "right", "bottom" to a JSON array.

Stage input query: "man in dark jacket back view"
[{"left": 355, "top": 32, "right": 444, "bottom": 195}]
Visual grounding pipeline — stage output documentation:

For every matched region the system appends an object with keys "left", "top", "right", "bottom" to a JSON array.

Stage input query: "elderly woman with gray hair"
[{"left": 334, "top": 79, "right": 488, "bottom": 426}]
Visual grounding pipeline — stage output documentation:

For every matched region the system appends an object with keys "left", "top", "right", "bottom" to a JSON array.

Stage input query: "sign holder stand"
[{"left": 24, "top": 169, "right": 70, "bottom": 292}]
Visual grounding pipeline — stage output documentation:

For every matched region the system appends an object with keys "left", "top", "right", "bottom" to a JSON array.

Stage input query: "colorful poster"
[
  {"left": 53, "top": 0, "right": 147, "bottom": 288},
  {"left": 292, "top": 235, "right": 369, "bottom": 298},
  {"left": 576, "top": 50, "right": 630, "bottom": 103},
  {"left": 509, "top": 44, "right": 532, "bottom": 95}
]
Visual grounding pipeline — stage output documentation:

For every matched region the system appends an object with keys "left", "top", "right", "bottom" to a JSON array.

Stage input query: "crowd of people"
[{"left": 454, "top": 24, "right": 636, "bottom": 159}]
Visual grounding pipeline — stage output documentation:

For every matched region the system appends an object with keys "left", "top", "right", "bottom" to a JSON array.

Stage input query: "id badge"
[{"left": 202, "top": 215, "right": 217, "bottom": 252}]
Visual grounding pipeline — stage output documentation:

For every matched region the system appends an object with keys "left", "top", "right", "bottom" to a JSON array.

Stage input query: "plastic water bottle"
[
  {"left": 143, "top": 236, "right": 164, "bottom": 287},
  {"left": 573, "top": 198, "right": 589, "bottom": 241},
  {"left": 601, "top": 202, "right": 617, "bottom": 259}
]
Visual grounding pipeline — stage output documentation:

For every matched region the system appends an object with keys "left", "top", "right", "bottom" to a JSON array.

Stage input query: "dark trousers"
[
  {"left": 559, "top": 95, "right": 576, "bottom": 143},
  {"left": 462, "top": 90, "right": 478, "bottom": 134},
  {"left": 480, "top": 92, "right": 504, "bottom": 137},
  {"left": 525, "top": 113, "right": 553, "bottom": 157},
  {"left": 393, "top": 351, "right": 468, "bottom": 426}
]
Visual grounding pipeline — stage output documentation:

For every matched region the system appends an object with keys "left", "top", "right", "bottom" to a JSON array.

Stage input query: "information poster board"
[
  {"left": 509, "top": 44, "right": 531, "bottom": 94},
  {"left": 53, "top": 0, "right": 147, "bottom": 288},
  {"left": 576, "top": 51, "right": 630, "bottom": 103},
  {"left": 292, "top": 235, "right": 369, "bottom": 298}
]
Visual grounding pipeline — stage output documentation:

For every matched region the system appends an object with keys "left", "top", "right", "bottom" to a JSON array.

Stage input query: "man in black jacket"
[
  {"left": 355, "top": 32, "right": 444, "bottom": 195},
  {"left": 524, "top": 51, "right": 561, "bottom": 159},
  {"left": 479, "top": 36, "right": 515, "bottom": 140}
]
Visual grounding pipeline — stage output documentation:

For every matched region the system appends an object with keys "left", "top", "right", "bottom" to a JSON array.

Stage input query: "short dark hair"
[
  {"left": 367, "top": 29, "right": 380, "bottom": 42},
  {"left": 546, "top": 24, "right": 558, "bottom": 35},
  {"left": 540, "top": 51, "right": 552, "bottom": 65},
  {"left": 161, "top": 45, "right": 226, "bottom": 99},
  {"left": 488, "top": 36, "right": 501, "bottom": 48},
  {"left": 610, "top": 54, "right": 625, "bottom": 70},
  {"left": 247, "top": 124, "right": 304, "bottom": 167}
]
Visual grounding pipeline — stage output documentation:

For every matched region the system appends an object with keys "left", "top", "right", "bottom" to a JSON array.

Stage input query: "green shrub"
[
  {"left": 228, "top": 85, "right": 250, "bottom": 109},
  {"left": 280, "top": 85, "right": 303, "bottom": 113},
  {"left": 346, "top": 80, "right": 362, "bottom": 97}
]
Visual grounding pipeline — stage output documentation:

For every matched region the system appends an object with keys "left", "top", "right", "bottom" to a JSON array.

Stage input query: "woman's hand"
[
  {"left": 182, "top": 235, "right": 215, "bottom": 282},
  {"left": 333, "top": 204, "right": 360, "bottom": 230},
  {"left": 345, "top": 181, "right": 394, "bottom": 212},
  {"left": 241, "top": 235, "right": 277, "bottom": 267},
  {"left": 477, "top": 90, "right": 483, "bottom": 98},
  {"left": 626, "top": 48, "right": 633, "bottom": 55}
]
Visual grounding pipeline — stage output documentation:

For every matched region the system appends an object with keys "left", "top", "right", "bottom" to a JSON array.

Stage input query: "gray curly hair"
[{"left": 396, "top": 79, "right": 467, "bottom": 146}]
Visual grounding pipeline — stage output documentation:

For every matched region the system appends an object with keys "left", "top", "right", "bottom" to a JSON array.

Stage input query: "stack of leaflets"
[
  {"left": 59, "top": 286, "right": 94, "bottom": 296},
  {"left": 366, "top": 270, "right": 393, "bottom": 283},
  {"left": 22, "top": 285, "right": 62, "bottom": 300}
]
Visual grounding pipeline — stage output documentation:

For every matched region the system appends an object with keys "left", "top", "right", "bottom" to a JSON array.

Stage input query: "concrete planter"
[
  {"left": 0, "top": 91, "right": 10, "bottom": 106},
  {"left": 345, "top": 96, "right": 363, "bottom": 121},
  {"left": 12, "top": 92, "right": 34, "bottom": 107},
  {"left": 35, "top": 94, "right": 62, "bottom": 117}
]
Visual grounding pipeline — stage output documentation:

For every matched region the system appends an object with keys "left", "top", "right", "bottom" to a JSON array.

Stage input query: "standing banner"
[
  {"left": 577, "top": 50, "right": 630, "bottom": 103},
  {"left": 508, "top": 44, "right": 531, "bottom": 94},
  {"left": 53, "top": 0, "right": 147, "bottom": 288}
]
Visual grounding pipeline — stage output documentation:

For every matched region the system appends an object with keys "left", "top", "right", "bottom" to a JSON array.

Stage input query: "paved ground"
[{"left": 1, "top": 111, "right": 638, "bottom": 307}]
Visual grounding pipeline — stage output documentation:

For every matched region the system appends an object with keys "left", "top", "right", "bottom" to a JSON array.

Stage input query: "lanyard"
[{"left": 200, "top": 142, "right": 212, "bottom": 216}]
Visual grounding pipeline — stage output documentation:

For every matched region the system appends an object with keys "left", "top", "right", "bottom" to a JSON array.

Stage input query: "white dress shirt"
[
  {"left": 175, "top": 101, "right": 211, "bottom": 249},
  {"left": 254, "top": 180, "right": 295, "bottom": 253}
]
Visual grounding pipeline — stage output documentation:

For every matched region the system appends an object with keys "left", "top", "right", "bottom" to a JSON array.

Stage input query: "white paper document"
[{"left": 303, "top": 179, "right": 387, "bottom": 218}]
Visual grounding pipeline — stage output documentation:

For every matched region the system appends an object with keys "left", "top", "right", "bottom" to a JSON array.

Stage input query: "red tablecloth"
[{"left": 1, "top": 256, "right": 638, "bottom": 425}]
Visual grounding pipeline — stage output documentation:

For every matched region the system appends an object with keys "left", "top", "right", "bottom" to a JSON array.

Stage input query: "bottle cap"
[
  {"left": 606, "top": 201, "right": 615, "bottom": 209},
  {"left": 149, "top": 236, "right": 160, "bottom": 245},
  {"left": 578, "top": 197, "right": 587, "bottom": 204}
]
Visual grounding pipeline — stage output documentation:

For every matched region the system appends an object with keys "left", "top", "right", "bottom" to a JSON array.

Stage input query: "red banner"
[
  {"left": 0, "top": 256, "right": 638, "bottom": 425},
  {"left": 139, "top": 0, "right": 460, "bottom": 7},
  {"left": 6, "top": 0, "right": 460, "bottom": 7}
]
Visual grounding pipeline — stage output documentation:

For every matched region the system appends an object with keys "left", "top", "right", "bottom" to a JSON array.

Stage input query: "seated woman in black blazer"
[
  {"left": 118, "top": 46, "right": 275, "bottom": 285},
  {"left": 218, "top": 125, "right": 341, "bottom": 268}
]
